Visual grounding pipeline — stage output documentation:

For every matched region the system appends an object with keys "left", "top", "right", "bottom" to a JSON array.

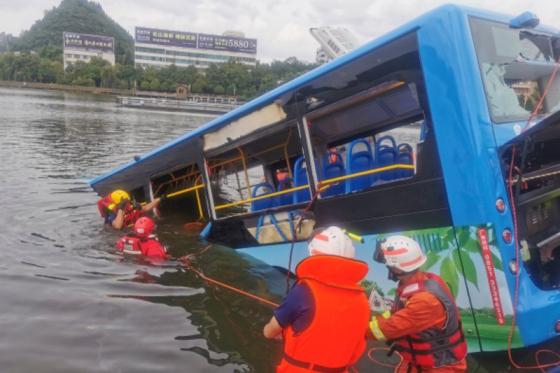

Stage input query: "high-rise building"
[
  {"left": 63, "top": 32, "right": 115, "bottom": 69},
  {"left": 309, "top": 27, "right": 360, "bottom": 64},
  {"left": 134, "top": 27, "right": 257, "bottom": 69}
]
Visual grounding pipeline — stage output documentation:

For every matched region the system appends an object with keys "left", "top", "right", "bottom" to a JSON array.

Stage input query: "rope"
[
  {"left": 181, "top": 245, "right": 279, "bottom": 308},
  {"left": 506, "top": 57, "right": 560, "bottom": 371},
  {"left": 367, "top": 347, "right": 403, "bottom": 369}
]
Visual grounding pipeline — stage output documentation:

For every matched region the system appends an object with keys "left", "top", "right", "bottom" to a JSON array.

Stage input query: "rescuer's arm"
[
  {"left": 111, "top": 208, "right": 125, "bottom": 230},
  {"left": 369, "top": 292, "right": 446, "bottom": 341},
  {"left": 141, "top": 198, "right": 162, "bottom": 213},
  {"left": 263, "top": 316, "right": 283, "bottom": 339}
]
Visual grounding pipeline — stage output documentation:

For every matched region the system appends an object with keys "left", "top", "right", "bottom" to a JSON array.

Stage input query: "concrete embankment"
[{"left": 0, "top": 80, "right": 132, "bottom": 96}]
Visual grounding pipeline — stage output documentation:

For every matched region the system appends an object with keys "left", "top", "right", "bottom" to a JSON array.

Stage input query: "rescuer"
[
  {"left": 115, "top": 216, "right": 167, "bottom": 259},
  {"left": 97, "top": 189, "right": 163, "bottom": 230},
  {"left": 370, "top": 235, "right": 467, "bottom": 373},
  {"left": 263, "top": 226, "right": 370, "bottom": 372}
]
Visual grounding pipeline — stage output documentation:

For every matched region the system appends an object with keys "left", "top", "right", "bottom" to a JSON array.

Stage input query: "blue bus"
[{"left": 90, "top": 5, "right": 560, "bottom": 353}]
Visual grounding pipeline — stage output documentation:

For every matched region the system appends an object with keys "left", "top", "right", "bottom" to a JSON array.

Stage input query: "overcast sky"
[{"left": 1, "top": 0, "right": 559, "bottom": 62}]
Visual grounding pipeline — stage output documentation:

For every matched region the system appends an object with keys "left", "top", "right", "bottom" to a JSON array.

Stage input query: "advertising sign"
[
  {"left": 63, "top": 32, "right": 114, "bottom": 53},
  {"left": 135, "top": 27, "right": 257, "bottom": 54},
  {"left": 197, "top": 33, "right": 257, "bottom": 54},
  {"left": 135, "top": 27, "right": 197, "bottom": 48}
]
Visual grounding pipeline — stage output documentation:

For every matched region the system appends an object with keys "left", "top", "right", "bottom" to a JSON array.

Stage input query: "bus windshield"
[{"left": 470, "top": 17, "right": 560, "bottom": 123}]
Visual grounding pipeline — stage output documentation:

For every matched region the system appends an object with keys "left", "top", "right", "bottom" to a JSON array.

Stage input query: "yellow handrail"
[
  {"left": 214, "top": 163, "right": 415, "bottom": 211},
  {"left": 165, "top": 184, "right": 205, "bottom": 199}
]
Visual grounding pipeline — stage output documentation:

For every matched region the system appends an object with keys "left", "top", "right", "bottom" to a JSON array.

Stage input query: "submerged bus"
[{"left": 90, "top": 5, "right": 560, "bottom": 353}]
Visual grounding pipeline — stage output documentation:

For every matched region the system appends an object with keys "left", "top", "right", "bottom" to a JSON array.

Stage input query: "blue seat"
[
  {"left": 275, "top": 177, "right": 294, "bottom": 207},
  {"left": 322, "top": 151, "right": 345, "bottom": 197},
  {"left": 251, "top": 182, "right": 275, "bottom": 212},
  {"left": 293, "top": 156, "right": 311, "bottom": 203},
  {"left": 346, "top": 139, "right": 374, "bottom": 193},
  {"left": 376, "top": 136, "right": 398, "bottom": 181},
  {"left": 397, "top": 143, "right": 414, "bottom": 178}
]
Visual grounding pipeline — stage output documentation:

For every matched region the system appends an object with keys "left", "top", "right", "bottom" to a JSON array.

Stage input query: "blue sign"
[{"left": 135, "top": 27, "right": 197, "bottom": 48}]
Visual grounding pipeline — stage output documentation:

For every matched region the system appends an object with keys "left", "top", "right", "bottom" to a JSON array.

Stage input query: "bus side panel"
[{"left": 452, "top": 224, "right": 522, "bottom": 351}]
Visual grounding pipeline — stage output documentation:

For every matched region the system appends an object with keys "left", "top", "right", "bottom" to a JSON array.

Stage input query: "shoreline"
[{"left": 0, "top": 80, "right": 133, "bottom": 96}]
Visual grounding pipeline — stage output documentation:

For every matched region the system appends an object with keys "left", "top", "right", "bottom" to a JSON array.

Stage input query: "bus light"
[
  {"left": 496, "top": 198, "right": 506, "bottom": 213},
  {"left": 502, "top": 228, "right": 513, "bottom": 244},
  {"left": 509, "top": 260, "right": 518, "bottom": 275}
]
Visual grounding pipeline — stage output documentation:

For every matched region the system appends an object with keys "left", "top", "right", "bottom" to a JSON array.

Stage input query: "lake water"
[{"left": 0, "top": 87, "right": 554, "bottom": 373}]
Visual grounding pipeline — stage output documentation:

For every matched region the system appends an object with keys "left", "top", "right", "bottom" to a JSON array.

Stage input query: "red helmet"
[{"left": 134, "top": 217, "right": 155, "bottom": 238}]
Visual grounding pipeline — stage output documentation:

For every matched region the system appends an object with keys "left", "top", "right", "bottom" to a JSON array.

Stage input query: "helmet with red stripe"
[
  {"left": 379, "top": 235, "right": 426, "bottom": 273},
  {"left": 308, "top": 226, "right": 355, "bottom": 258}
]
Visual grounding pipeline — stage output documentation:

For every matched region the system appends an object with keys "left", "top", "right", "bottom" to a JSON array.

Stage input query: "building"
[
  {"left": 63, "top": 32, "right": 115, "bottom": 69},
  {"left": 134, "top": 27, "right": 257, "bottom": 69},
  {"left": 309, "top": 27, "right": 360, "bottom": 64}
]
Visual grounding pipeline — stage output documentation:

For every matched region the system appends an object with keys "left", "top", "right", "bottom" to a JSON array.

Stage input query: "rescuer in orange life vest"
[
  {"left": 97, "top": 189, "right": 163, "bottom": 230},
  {"left": 370, "top": 235, "right": 468, "bottom": 373},
  {"left": 263, "top": 226, "right": 370, "bottom": 373},
  {"left": 115, "top": 216, "right": 167, "bottom": 259}
]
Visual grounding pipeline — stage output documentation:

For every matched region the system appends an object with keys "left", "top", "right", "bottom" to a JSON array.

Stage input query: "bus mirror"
[{"left": 509, "top": 11, "right": 539, "bottom": 29}]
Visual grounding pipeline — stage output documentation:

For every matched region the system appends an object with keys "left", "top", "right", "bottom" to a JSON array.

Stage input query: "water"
[
  {"left": 0, "top": 87, "right": 287, "bottom": 372},
  {"left": 0, "top": 87, "right": 556, "bottom": 373}
]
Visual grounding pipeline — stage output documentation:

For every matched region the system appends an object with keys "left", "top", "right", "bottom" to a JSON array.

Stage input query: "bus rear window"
[{"left": 470, "top": 17, "right": 560, "bottom": 123}]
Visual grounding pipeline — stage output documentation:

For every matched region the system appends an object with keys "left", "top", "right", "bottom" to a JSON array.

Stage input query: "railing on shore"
[{"left": 116, "top": 96, "right": 239, "bottom": 114}]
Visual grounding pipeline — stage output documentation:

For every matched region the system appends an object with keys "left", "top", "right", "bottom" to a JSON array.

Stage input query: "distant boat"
[{"left": 116, "top": 96, "right": 239, "bottom": 115}]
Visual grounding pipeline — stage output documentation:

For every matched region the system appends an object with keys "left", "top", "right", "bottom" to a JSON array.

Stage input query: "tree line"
[{"left": 0, "top": 51, "right": 317, "bottom": 99}]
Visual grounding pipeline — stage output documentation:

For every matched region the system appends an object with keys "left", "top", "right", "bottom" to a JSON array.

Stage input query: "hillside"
[{"left": 13, "top": 0, "right": 133, "bottom": 64}]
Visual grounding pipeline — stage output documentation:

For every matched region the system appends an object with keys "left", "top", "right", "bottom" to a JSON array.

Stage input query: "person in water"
[
  {"left": 97, "top": 189, "right": 163, "bottom": 230},
  {"left": 263, "top": 226, "right": 370, "bottom": 372},
  {"left": 370, "top": 235, "right": 467, "bottom": 373},
  {"left": 115, "top": 216, "right": 167, "bottom": 259}
]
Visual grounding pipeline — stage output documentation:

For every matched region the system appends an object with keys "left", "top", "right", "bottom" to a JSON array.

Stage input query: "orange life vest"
[
  {"left": 97, "top": 195, "right": 143, "bottom": 227},
  {"left": 391, "top": 272, "right": 467, "bottom": 368},
  {"left": 115, "top": 234, "right": 167, "bottom": 259},
  {"left": 278, "top": 255, "right": 370, "bottom": 373}
]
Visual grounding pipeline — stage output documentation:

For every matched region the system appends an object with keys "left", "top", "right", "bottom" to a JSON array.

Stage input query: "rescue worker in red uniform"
[
  {"left": 370, "top": 236, "right": 467, "bottom": 373},
  {"left": 115, "top": 217, "right": 167, "bottom": 259},
  {"left": 263, "top": 226, "right": 370, "bottom": 372},
  {"left": 97, "top": 189, "right": 163, "bottom": 230}
]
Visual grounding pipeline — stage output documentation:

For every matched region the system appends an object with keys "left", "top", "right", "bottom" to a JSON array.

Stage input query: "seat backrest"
[
  {"left": 322, "top": 152, "right": 345, "bottom": 197},
  {"left": 275, "top": 177, "right": 294, "bottom": 207},
  {"left": 346, "top": 139, "right": 373, "bottom": 193},
  {"left": 396, "top": 143, "right": 414, "bottom": 178},
  {"left": 251, "top": 182, "right": 275, "bottom": 212},
  {"left": 375, "top": 136, "right": 398, "bottom": 181},
  {"left": 293, "top": 156, "right": 311, "bottom": 203}
]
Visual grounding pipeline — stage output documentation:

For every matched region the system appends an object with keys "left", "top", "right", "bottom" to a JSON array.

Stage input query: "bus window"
[
  {"left": 205, "top": 122, "right": 308, "bottom": 219},
  {"left": 470, "top": 17, "right": 560, "bottom": 123},
  {"left": 306, "top": 82, "right": 423, "bottom": 198}
]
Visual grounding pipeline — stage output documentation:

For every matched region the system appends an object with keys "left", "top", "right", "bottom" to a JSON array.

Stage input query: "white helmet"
[
  {"left": 308, "top": 226, "right": 355, "bottom": 258},
  {"left": 379, "top": 235, "right": 426, "bottom": 272}
]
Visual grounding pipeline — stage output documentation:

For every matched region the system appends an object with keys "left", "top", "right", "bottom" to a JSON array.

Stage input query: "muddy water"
[{"left": 0, "top": 87, "right": 554, "bottom": 373}]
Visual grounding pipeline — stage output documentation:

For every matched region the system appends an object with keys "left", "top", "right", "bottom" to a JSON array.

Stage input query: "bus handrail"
[{"left": 214, "top": 163, "right": 414, "bottom": 211}]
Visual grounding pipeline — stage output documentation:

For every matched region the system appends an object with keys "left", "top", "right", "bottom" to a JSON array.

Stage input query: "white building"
[
  {"left": 134, "top": 27, "right": 257, "bottom": 69},
  {"left": 63, "top": 32, "right": 115, "bottom": 69},
  {"left": 309, "top": 27, "right": 360, "bottom": 64}
]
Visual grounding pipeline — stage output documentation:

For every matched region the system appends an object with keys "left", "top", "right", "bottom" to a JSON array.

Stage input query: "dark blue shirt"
[{"left": 273, "top": 283, "right": 315, "bottom": 334}]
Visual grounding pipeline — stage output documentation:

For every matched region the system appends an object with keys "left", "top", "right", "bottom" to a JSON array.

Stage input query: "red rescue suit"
[
  {"left": 370, "top": 272, "right": 467, "bottom": 372},
  {"left": 116, "top": 234, "right": 167, "bottom": 259},
  {"left": 278, "top": 255, "right": 370, "bottom": 373},
  {"left": 97, "top": 195, "right": 143, "bottom": 227}
]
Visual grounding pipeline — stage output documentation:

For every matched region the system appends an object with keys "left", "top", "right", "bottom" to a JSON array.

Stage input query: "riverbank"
[{"left": 0, "top": 79, "right": 132, "bottom": 95}]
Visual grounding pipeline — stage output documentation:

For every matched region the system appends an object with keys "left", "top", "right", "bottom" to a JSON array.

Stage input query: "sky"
[{"left": 0, "top": 0, "right": 559, "bottom": 62}]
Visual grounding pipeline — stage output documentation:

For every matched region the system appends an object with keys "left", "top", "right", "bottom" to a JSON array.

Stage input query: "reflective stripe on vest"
[
  {"left": 280, "top": 255, "right": 370, "bottom": 372},
  {"left": 392, "top": 273, "right": 467, "bottom": 368}
]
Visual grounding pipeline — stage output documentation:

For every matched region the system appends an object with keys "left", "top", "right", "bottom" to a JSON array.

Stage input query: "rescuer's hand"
[
  {"left": 118, "top": 199, "right": 129, "bottom": 210},
  {"left": 132, "top": 201, "right": 142, "bottom": 210}
]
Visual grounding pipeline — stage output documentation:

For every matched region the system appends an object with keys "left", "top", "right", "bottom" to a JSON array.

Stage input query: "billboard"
[
  {"left": 135, "top": 27, "right": 197, "bottom": 48},
  {"left": 198, "top": 33, "right": 257, "bottom": 54},
  {"left": 135, "top": 27, "right": 257, "bottom": 54},
  {"left": 63, "top": 32, "right": 114, "bottom": 53}
]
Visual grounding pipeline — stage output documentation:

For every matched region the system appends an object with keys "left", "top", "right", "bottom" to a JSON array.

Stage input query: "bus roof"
[{"left": 89, "top": 4, "right": 548, "bottom": 195}]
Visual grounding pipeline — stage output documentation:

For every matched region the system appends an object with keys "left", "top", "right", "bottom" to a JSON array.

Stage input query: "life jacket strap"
[
  {"left": 284, "top": 353, "right": 348, "bottom": 373},
  {"left": 393, "top": 332, "right": 465, "bottom": 355}
]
